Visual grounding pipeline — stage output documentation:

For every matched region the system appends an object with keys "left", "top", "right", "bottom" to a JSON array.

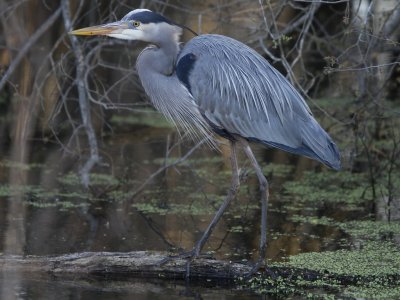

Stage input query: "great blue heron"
[{"left": 70, "top": 9, "right": 340, "bottom": 274}]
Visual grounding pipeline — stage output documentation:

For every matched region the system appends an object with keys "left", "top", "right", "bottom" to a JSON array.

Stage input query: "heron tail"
[{"left": 254, "top": 119, "right": 341, "bottom": 170}]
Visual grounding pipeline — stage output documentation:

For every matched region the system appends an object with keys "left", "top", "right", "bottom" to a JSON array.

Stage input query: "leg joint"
[
  {"left": 259, "top": 175, "right": 268, "bottom": 190},
  {"left": 229, "top": 182, "right": 240, "bottom": 194}
]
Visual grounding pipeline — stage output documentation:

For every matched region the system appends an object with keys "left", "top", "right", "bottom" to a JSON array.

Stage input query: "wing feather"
[{"left": 177, "top": 34, "right": 340, "bottom": 169}]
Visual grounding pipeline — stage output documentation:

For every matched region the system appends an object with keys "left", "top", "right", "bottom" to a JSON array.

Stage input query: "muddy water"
[{"left": 0, "top": 116, "right": 362, "bottom": 299}]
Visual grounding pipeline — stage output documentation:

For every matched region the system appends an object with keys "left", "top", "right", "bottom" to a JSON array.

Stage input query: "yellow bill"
[{"left": 69, "top": 22, "right": 128, "bottom": 36}]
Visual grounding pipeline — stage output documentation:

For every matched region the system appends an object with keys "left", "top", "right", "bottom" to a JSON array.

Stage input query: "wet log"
[
  {"left": 0, "top": 251, "right": 252, "bottom": 281},
  {"left": 2, "top": 251, "right": 398, "bottom": 287}
]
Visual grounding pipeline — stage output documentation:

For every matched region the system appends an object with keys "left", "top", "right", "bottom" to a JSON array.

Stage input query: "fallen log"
[
  {"left": 0, "top": 251, "right": 251, "bottom": 281},
  {"left": 2, "top": 251, "right": 398, "bottom": 288}
]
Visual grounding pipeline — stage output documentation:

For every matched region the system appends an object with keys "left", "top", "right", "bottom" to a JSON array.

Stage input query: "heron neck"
[
  {"left": 158, "top": 41, "right": 179, "bottom": 74},
  {"left": 136, "top": 27, "right": 181, "bottom": 79},
  {"left": 155, "top": 29, "right": 181, "bottom": 74}
]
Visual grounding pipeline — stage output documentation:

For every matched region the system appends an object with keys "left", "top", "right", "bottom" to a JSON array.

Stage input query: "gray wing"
[{"left": 176, "top": 34, "right": 340, "bottom": 170}]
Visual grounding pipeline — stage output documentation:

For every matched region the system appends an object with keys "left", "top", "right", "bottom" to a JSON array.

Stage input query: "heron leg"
[
  {"left": 158, "top": 140, "right": 240, "bottom": 275},
  {"left": 240, "top": 140, "right": 269, "bottom": 276},
  {"left": 191, "top": 139, "right": 240, "bottom": 256}
]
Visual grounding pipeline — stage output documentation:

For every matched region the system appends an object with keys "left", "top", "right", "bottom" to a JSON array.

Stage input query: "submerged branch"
[{"left": 130, "top": 138, "right": 208, "bottom": 199}]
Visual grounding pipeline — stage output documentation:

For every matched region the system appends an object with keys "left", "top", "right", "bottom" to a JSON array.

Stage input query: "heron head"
[{"left": 70, "top": 9, "right": 183, "bottom": 43}]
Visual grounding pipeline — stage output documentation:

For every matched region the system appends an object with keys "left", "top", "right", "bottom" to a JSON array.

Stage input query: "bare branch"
[
  {"left": 382, "top": 3, "right": 400, "bottom": 38},
  {"left": 61, "top": 0, "right": 99, "bottom": 187},
  {"left": 0, "top": 7, "right": 61, "bottom": 92}
]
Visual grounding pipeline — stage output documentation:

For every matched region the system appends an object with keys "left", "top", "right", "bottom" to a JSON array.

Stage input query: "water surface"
[{"left": 0, "top": 114, "right": 372, "bottom": 299}]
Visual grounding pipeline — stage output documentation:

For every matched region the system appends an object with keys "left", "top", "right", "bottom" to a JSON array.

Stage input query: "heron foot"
[
  {"left": 243, "top": 258, "right": 276, "bottom": 279},
  {"left": 158, "top": 249, "right": 194, "bottom": 265},
  {"left": 158, "top": 249, "right": 214, "bottom": 279}
]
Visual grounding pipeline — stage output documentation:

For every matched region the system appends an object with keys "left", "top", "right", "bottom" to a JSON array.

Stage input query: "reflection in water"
[
  {"left": 0, "top": 123, "right": 348, "bottom": 257},
  {"left": 0, "top": 121, "right": 375, "bottom": 298},
  {"left": 2, "top": 105, "right": 31, "bottom": 299},
  {"left": 0, "top": 273, "right": 267, "bottom": 300}
]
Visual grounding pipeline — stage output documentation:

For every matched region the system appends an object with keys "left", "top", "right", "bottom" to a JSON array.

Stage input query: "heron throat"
[{"left": 143, "top": 22, "right": 183, "bottom": 74}]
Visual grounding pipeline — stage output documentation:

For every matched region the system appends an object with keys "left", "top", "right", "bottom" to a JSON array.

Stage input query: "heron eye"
[{"left": 131, "top": 21, "right": 141, "bottom": 27}]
